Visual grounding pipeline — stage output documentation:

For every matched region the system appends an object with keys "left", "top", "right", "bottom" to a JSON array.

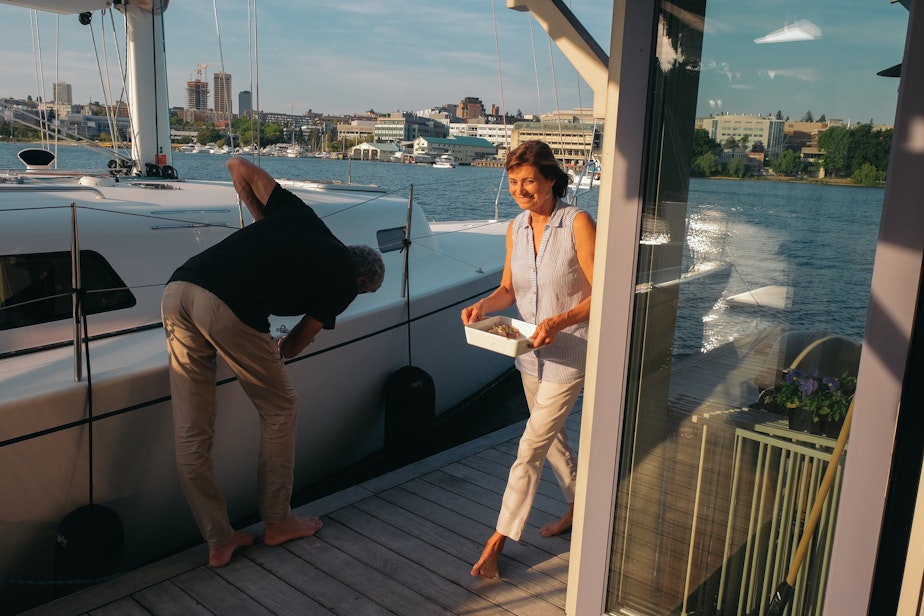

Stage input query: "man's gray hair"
[{"left": 346, "top": 245, "right": 385, "bottom": 293}]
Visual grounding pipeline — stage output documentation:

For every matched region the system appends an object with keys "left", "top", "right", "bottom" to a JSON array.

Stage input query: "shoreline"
[{"left": 698, "top": 174, "right": 883, "bottom": 188}]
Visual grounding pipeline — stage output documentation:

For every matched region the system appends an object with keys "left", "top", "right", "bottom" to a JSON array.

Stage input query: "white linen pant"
[
  {"left": 495, "top": 372, "right": 583, "bottom": 541},
  {"left": 161, "top": 281, "right": 298, "bottom": 549}
]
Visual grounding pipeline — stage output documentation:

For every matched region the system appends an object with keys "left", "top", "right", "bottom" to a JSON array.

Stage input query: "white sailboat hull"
[{"left": 0, "top": 175, "right": 510, "bottom": 602}]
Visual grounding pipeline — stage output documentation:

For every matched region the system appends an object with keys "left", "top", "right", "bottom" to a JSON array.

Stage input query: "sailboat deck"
[{"left": 23, "top": 411, "right": 581, "bottom": 616}]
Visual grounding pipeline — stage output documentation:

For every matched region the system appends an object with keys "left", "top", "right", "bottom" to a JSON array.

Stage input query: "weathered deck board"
[
  {"left": 20, "top": 330, "right": 795, "bottom": 616},
  {"left": 22, "top": 405, "right": 576, "bottom": 616}
]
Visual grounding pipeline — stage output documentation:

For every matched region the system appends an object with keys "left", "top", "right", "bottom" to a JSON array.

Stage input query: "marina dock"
[{"left": 22, "top": 390, "right": 578, "bottom": 616}]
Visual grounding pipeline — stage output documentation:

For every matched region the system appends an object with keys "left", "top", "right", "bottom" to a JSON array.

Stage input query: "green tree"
[
  {"left": 692, "top": 151, "right": 721, "bottom": 177},
  {"left": 738, "top": 134, "right": 750, "bottom": 150},
  {"left": 723, "top": 136, "right": 739, "bottom": 150},
  {"left": 848, "top": 124, "right": 892, "bottom": 177},
  {"left": 776, "top": 110, "right": 784, "bottom": 120},
  {"left": 817, "top": 125, "right": 850, "bottom": 177},
  {"left": 691, "top": 128, "right": 720, "bottom": 158},
  {"left": 819, "top": 114, "right": 826, "bottom": 123},
  {"left": 262, "top": 122, "right": 284, "bottom": 144},
  {"left": 802, "top": 110, "right": 814, "bottom": 122},
  {"left": 851, "top": 162, "right": 885, "bottom": 186},
  {"left": 196, "top": 125, "right": 221, "bottom": 145},
  {"left": 726, "top": 157, "right": 750, "bottom": 178},
  {"left": 771, "top": 149, "right": 799, "bottom": 175}
]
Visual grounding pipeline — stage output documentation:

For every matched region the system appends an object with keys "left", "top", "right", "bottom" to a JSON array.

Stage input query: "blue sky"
[{"left": 0, "top": 1, "right": 908, "bottom": 125}]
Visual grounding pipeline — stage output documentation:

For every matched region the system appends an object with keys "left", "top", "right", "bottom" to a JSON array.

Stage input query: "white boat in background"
[
  {"left": 569, "top": 158, "right": 602, "bottom": 190},
  {"left": 569, "top": 169, "right": 601, "bottom": 190},
  {"left": 0, "top": 1, "right": 510, "bottom": 610},
  {"left": 433, "top": 153, "right": 457, "bottom": 168}
]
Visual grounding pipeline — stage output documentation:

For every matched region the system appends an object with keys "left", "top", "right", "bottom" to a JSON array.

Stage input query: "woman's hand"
[
  {"left": 529, "top": 317, "right": 559, "bottom": 348},
  {"left": 461, "top": 301, "right": 485, "bottom": 325}
]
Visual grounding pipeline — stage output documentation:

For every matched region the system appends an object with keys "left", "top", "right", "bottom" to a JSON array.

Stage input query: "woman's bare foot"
[
  {"left": 208, "top": 530, "right": 255, "bottom": 568},
  {"left": 264, "top": 514, "right": 323, "bottom": 546},
  {"left": 471, "top": 532, "right": 507, "bottom": 578},
  {"left": 539, "top": 503, "right": 574, "bottom": 537}
]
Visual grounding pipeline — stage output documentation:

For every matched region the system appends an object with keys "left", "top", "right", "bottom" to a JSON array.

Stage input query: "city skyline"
[{"left": 0, "top": 1, "right": 908, "bottom": 125}]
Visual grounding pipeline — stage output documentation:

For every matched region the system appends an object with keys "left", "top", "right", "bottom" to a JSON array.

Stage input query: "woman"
[{"left": 461, "top": 140, "right": 595, "bottom": 578}]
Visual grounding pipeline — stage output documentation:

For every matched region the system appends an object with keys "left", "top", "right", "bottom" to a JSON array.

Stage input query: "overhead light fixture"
[{"left": 754, "top": 19, "right": 821, "bottom": 44}]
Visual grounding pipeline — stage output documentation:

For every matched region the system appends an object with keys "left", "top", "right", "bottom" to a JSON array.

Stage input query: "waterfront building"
[
  {"left": 213, "top": 71, "right": 232, "bottom": 115},
  {"left": 457, "top": 96, "right": 485, "bottom": 120},
  {"left": 411, "top": 135, "right": 496, "bottom": 164},
  {"left": 336, "top": 118, "right": 376, "bottom": 143},
  {"left": 511, "top": 121, "right": 602, "bottom": 167},
  {"left": 374, "top": 111, "right": 448, "bottom": 143},
  {"left": 349, "top": 141, "right": 400, "bottom": 161},
  {"left": 701, "top": 113, "right": 786, "bottom": 159},
  {"left": 540, "top": 107, "right": 596, "bottom": 124},
  {"left": 448, "top": 122, "right": 512, "bottom": 149}
]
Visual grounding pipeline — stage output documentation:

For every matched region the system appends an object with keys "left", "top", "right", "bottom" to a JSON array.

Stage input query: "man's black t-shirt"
[{"left": 169, "top": 184, "right": 357, "bottom": 332}]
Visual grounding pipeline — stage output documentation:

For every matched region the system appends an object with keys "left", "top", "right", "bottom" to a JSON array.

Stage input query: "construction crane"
[{"left": 193, "top": 63, "right": 215, "bottom": 81}]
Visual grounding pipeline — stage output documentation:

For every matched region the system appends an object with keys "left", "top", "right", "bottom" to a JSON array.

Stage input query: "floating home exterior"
[{"left": 536, "top": 0, "right": 924, "bottom": 613}]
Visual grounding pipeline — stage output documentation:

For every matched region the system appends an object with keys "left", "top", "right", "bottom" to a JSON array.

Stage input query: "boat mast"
[{"left": 120, "top": 0, "right": 172, "bottom": 175}]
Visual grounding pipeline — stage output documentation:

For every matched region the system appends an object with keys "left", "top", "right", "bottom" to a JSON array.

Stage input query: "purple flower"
[
  {"left": 799, "top": 377, "right": 818, "bottom": 397},
  {"left": 822, "top": 376, "right": 840, "bottom": 391}
]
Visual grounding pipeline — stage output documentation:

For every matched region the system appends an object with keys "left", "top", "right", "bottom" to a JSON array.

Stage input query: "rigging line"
[
  {"left": 99, "top": 10, "right": 121, "bottom": 152},
  {"left": 29, "top": 11, "right": 50, "bottom": 152},
  {"left": 402, "top": 233, "right": 504, "bottom": 274},
  {"left": 528, "top": 18, "right": 543, "bottom": 120},
  {"left": 54, "top": 15, "right": 59, "bottom": 158},
  {"left": 546, "top": 35, "right": 566, "bottom": 159},
  {"left": 153, "top": 3, "right": 169, "bottom": 158},
  {"left": 106, "top": 8, "right": 134, "bottom": 158},
  {"left": 246, "top": 0, "right": 258, "bottom": 160},
  {"left": 212, "top": 0, "right": 234, "bottom": 148},
  {"left": 90, "top": 11, "right": 120, "bottom": 155},
  {"left": 569, "top": 1, "right": 585, "bottom": 117},
  {"left": 490, "top": 0, "right": 509, "bottom": 153},
  {"left": 252, "top": 0, "right": 262, "bottom": 161},
  {"left": 490, "top": 0, "right": 508, "bottom": 220}
]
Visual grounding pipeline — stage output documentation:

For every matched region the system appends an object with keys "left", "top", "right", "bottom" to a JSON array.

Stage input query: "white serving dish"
[{"left": 464, "top": 316, "right": 536, "bottom": 357}]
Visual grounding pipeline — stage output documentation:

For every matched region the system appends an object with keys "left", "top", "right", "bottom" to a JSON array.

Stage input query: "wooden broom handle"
[{"left": 785, "top": 398, "right": 854, "bottom": 585}]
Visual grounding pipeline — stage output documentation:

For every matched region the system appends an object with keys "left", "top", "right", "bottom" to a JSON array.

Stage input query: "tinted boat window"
[
  {"left": 376, "top": 227, "right": 407, "bottom": 253},
  {"left": 0, "top": 251, "right": 136, "bottom": 330}
]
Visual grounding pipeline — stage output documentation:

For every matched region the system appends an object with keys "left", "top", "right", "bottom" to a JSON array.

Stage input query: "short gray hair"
[{"left": 346, "top": 245, "right": 385, "bottom": 293}]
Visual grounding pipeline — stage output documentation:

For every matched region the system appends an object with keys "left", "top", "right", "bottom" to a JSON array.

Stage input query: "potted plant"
[
  {"left": 812, "top": 374, "right": 856, "bottom": 438},
  {"left": 759, "top": 369, "right": 856, "bottom": 436}
]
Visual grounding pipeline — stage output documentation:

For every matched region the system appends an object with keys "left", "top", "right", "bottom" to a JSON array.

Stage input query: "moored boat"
[
  {"left": 432, "top": 153, "right": 456, "bottom": 168},
  {"left": 0, "top": 1, "right": 511, "bottom": 611}
]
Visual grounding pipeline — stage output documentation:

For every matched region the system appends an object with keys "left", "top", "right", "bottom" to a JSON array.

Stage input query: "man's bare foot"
[
  {"left": 471, "top": 532, "right": 506, "bottom": 578},
  {"left": 539, "top": 503, "right": 574, "bottom": 537},
  {"left": 264, "top": 514, "right": 323, "bottom": 546},
  {"left": 208, "top": 530, "right": 255, "bottom": 568}
]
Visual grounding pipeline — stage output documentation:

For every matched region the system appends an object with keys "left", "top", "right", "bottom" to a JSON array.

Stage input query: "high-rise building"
[
  {"left": 213, "top": 71, "right": 232, "bottom": 115},
  {"left": 457, "top": 96, "right": 485, "bottom": 121},
  {"left": 239, "top": 90, "right": 252, "bottom": 115},
  {"left": 53, "top": 82, "right": 72, "bottom": 105},
  {"left": 186, "top": 80, "right": 209, "bottom": 111}
]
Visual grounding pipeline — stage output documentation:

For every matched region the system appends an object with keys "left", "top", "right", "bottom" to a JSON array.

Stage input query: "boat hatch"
[{"left": 135, "top": 182, "right": 181, "bottom": 190}]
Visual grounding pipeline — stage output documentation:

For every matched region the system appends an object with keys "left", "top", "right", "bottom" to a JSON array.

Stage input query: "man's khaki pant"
[{"left": 162, "top": 281, "right": 297, "bottom": 549}]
